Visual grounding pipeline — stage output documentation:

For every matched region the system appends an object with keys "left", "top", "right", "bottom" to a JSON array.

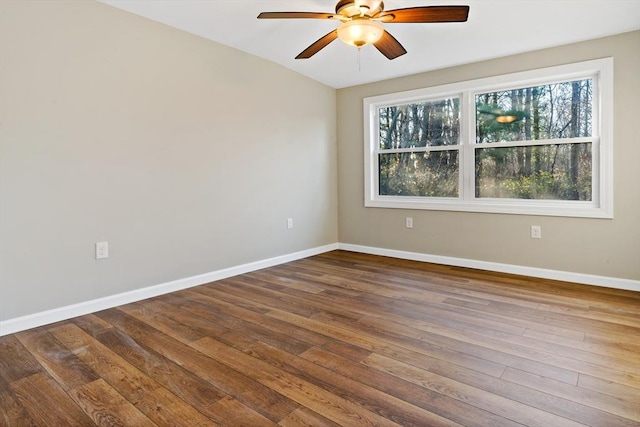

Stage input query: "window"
[{"left": 364, "top": 58, "right": 613, "bottom": 218}]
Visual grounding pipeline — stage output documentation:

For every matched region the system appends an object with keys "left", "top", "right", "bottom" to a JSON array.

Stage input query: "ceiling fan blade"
[
  {"left": 373, "top": 30, "right": 407, "bottom": 60},
  {"left": 258, "top": 12, "right": 336, "bottom": 20},
  {"left": 296, "top": 30, "right": 339, "bottom": 59},
  {"left": 378, "top": 6, "right": 470, "bottom": 23}
]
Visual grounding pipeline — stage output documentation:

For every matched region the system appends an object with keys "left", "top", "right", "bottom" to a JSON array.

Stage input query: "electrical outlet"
[
  {"left": 530, "top": 225, "right": 542, "bottom": 239},
  {"left": 405, "top": 217, "right": 413, "bottom": 229},
  {"left": 96, "top": 242, "right": 109, "bottom": 259},
  {"left": 287, "top": 218, "right": 294, "bottom": 229}
]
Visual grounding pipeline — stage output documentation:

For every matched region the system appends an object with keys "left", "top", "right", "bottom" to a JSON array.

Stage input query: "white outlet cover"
[
  {"left": 96, "top": 241, "right": 109, "bottom": 259},
  {"left": 530, "top": 226, "right": 542, "bottom": 239}
]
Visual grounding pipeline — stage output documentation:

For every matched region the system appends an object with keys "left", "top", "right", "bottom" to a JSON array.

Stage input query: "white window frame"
[{"left": 363, "top": 58, "right": 613, "bottom": 218}]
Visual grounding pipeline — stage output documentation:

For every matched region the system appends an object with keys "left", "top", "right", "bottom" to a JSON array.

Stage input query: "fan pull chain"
[{"left": 357, "top": 48, "right": 361, "bottom": 72}]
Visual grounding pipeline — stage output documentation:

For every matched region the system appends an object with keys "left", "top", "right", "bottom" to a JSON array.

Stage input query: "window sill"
[{"left": 365, "top": 197, "right": 612, "bottom": 218}]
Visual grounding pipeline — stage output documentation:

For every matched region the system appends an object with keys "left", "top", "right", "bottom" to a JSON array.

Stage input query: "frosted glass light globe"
[{"left": 337, "top": 19, "right": 384, "bottom": 48}]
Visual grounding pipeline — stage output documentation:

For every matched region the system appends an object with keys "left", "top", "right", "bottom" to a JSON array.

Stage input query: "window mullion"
[{"left": 462, "top": 91, "right": 475, "bottom": 201}]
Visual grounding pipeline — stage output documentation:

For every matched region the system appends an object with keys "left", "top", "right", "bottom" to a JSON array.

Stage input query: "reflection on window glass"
[
  {"left": 476, "top": 80, "right": 592, "bottom": 143},
  {"left": 475, "top": 143, "right": 592, "bottom": 200},
  {"left": 379, "top": 98, "right": 460, "bottom": 149},
  {"left": 379, "top": 151, "right": 458, "bottom": 197}
]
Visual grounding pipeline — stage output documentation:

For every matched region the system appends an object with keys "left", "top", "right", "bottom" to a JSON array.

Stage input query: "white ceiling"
[{"left": 100, "top": 0, "right": 640, "bottom": 89}]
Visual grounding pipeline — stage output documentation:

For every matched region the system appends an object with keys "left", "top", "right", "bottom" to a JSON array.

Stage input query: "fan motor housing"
[{"left": 336, "top": 0, "right": 385, "bottom": 18}]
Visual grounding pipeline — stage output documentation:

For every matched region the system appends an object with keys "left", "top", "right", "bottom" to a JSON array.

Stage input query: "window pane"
[
  {"left": 475, "top": 143, "right": 592, "bottom": 200},
  {"left": 476, "top": 79, "right": 592, "bottom": 143},
  {"left": 379, "top": 151, "right": 459, "bottom": 197},
  {"left": 379, "top": 98, "right": 460, "bottom": 149}
]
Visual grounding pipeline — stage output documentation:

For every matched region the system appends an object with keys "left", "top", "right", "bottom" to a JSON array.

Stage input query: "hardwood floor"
[{"left": 1, "top": 250, "right": 639, "bottom": 426}]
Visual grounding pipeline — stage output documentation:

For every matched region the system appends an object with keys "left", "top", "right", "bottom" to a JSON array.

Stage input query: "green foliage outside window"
[
  {"left": 475, "top": 144, "right": 592, "bottom": 200},
  {"left": 475, "top": 79, "right": 592, "bottom": 200},
  {"left": 378, "top": 98, "right": 459, "bottom": 197},
  {"left": 377, "top": 79, "right": 593, "bottom": 201}
]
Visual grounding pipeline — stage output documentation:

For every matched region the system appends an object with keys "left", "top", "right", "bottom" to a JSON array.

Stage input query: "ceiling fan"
[{"left": 257, "top": 1, "right": 469, "bottom": 60}]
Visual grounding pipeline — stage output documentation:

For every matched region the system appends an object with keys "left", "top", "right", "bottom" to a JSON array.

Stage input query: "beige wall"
[
  {"left": 0, "top": 0, "right": 337, "bottom": 321},
  {"left": 337, "top": 31, "right": 640, "bottom": 281}
]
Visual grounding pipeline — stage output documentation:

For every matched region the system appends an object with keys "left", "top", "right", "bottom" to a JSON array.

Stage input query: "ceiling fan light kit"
[
  {"left": 258, "top": 1, "right": 470, "bottom": 60},
  {"left": 337, "top": 19, "right": 384, "bottom": 47}
]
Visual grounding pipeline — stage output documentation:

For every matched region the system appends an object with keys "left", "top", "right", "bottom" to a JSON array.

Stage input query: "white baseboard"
[
  {"left": 338, "top": 243, "right": 640, "bottom": 292},
  {"left": 0, "top": 243, "right": 339, "bottom": 337},
  {"left": 2, "top": 241, "right": 637, "bottom": 336}
]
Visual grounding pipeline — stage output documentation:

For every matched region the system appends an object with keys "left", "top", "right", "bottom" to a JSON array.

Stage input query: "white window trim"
[{"left": 363, "top": 58, "right": 613, "bottom": 218}]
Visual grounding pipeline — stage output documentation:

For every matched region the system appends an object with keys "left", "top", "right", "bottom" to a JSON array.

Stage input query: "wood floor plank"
[
  {"left": 278, "top": 406, "right": 343, "bottom": 427},
  {"left": 71, "top": 313, "right": 115, "bottom": 336},
  {"left": 270, "top": 263, "right": 447, "bottom": 305},
  {"left": 442, "top": 297, "right": 588, "bottom": 340},
  {"left": 307, "top": 254, "right": 544, "bottom": 308},
  {"left": 257, "top": 269, "right": 530, "bottom": 338},
  {"left": 421, "top": 353, "right": 639, "bottom": 427},
  {"left": 244, "top": 273, "right": 384, "bottom": 319},
  {"left": 190, "top": 336, "right": 403, "bottom": 427},
  {"left": 247, "top": 268, "right": 332, "bottom": 295},
  {"left": 16, "top": 328, "right": 99, "bottom": 391},
  {"left": 269, "top": 307, "right": 508, "bottom": 378},
  {"left": 218, "top": 277, "right": 320, "bottom": 318},
  {"left": 146, "top": 292, "right": 313, "bottom": 355},
  {"left": 86, "top": 325, "right": 229, "bottom": 421},
  {"left": 69, "top": 378, "right": 157, "bottom": 426},
  {"left": 0, "top": 335, "right": 44, "bottom": 384},
  {"left": 363, "top": 352, "right": 587, "bottom": 427},
  {"left": 185, "top": 288, "right": 331, "bottom": 348},
  {"left": 208, "top": 396, "right": 280, "bottom": 427},
  {"left": 50, "top": 323, "right": 218, "bottom": 426},
  {"left": 0, "top": 385, "right": 37, "bottom": 426},
  {"left": 357, "top": 310, "right": 636, "bottom": 386},
  {"left": 522, "top": 328, "right": 640, "bottom": 362},
  {"left": 448, "top": 297, "right": 640, "bottom": 338},
  {"left": 118, "top": 302, "right": 207, "bottom": 342},
  {"left": 242, "top": 340, "right": 459, "bottom": 427},
  {"left": 97, "top": 306, "right": 301, "bottom": 423},
  {"left": 584, "top": 332, "right": 640, "bottom": 355},
  {"left": 10, "top": 372, "right": 95, "bottom": 425},
  {"left": 300, "top": 345, "right": 516, "bottom": 427},
  {"left": 578, "top": 373, "right": 640, "bottom": 401},
  {"left": 501, "top": 367, "right": 639, "bottom": 422},
  {"left": 320, "top": 341, "right": 372, "bottom": 363},
  {"left": 535, "top": 303, "right": 640, "bottom": 328},
  {"left": 351, "top": 307, "right": 580, "bottom": 384},
  {"left": 367, "top": 294, "right": 528, "bottom": 336},
  {"left": 496, "top": 300, "right": 640, "bottom": 337},
  {"left": 1, "top": 250, "right": 638, "bottom": 426}
]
